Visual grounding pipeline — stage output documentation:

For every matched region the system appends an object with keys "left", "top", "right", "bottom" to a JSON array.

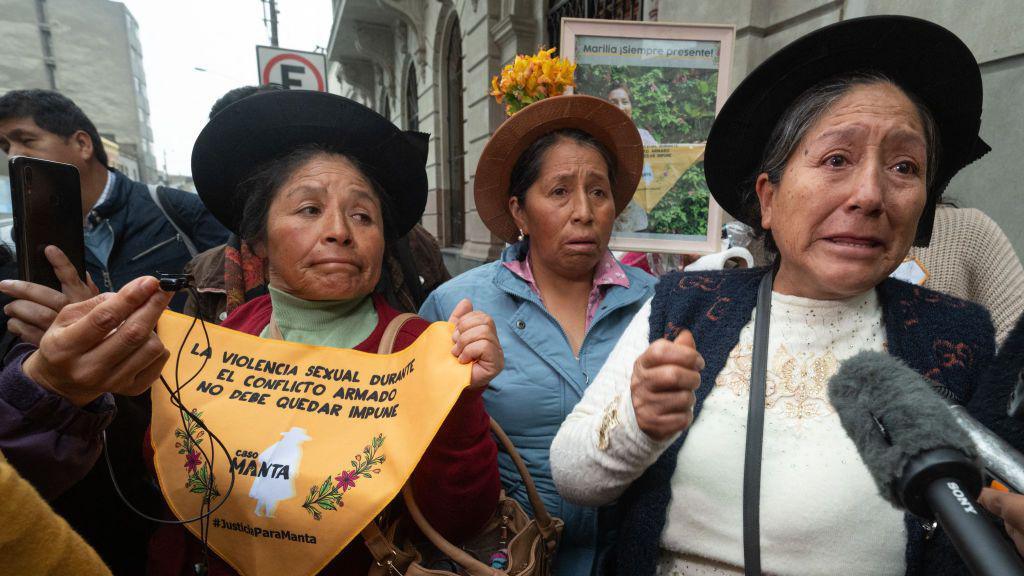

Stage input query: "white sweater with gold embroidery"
[{"left": 551, "top": 290, "right": 906, "bottom": 576}]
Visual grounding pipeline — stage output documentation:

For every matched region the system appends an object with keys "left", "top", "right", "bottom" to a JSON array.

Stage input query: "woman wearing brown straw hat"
[
  {"left": 551, "top": 15, "right": 1024, "bottom": 576},
  {"left": 420, "top": 50, "right": 656, "bottom": 574}
]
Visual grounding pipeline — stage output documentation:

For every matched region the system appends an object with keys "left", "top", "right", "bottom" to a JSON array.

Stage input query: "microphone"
[
  {"left": 946, "top": 313, "right": 1024, "bottom": 490},
  {"left": 931, "top": 385, "right": 1024, "bottom": 493},
  {"left": 828, "top": 351, "right": 1024, "bottom": 576}
]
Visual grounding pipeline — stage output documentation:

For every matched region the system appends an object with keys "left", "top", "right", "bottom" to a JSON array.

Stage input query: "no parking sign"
[{"left": 256, "top": 45, "right": 328, "bottom": 92}]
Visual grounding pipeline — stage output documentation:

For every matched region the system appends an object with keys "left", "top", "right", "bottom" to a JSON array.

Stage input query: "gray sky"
[{"left": 120, "top": 0, "right": 332, "bottom": 176}]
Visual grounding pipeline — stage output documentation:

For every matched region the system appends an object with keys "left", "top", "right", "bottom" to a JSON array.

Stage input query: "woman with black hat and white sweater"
[{"left": 550, "top": 16, "right": 1023, "bottom": 575}]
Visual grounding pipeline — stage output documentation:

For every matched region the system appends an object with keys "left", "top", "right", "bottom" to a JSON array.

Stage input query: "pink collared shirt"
[{"left": 503, "top": 251, "right": 631, "bottom": 331}]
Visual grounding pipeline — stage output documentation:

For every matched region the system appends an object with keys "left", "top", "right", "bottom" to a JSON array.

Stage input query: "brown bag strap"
[
  {"left": 377, "top": 313, "right": 419, "bottom": 354},
  {"left": 400, "top": 417, "right": 560, "bottom": 575},
  {"left": 362, "top": 521, "right": 416, "bottom": 575},
  {"left": 364, "top": 313, "right": 558, "bottom": 573},
  {"left": 402, "top": 483, "right": 499, "bottom": 576},
  {"left": 266, "top": 316, "right": 283, "bottom": 340},
  {"left": 487, "top": 420, "right": 556, "bottom": 538},
  {"left": 361, "top": 311, "right": 421, "bottom": 571}
]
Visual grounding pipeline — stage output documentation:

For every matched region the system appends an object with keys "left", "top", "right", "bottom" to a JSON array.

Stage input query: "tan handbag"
[{"left": 361, "top": 313, "right": 564, "bottom": 576}]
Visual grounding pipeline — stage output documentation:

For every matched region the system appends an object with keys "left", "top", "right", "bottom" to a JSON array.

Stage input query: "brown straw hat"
[{"left": 474, "top": 94, "right": 643, "bottom": 243}]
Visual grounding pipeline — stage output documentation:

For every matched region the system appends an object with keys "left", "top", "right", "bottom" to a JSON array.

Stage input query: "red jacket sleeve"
[{"left": 395, "top": 321, "right": 500, "bottom": 543}]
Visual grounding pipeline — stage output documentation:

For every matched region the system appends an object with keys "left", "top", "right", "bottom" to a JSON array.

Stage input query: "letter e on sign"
[{"left": 256, "top": 45, "right": 328, "bottom": 92}]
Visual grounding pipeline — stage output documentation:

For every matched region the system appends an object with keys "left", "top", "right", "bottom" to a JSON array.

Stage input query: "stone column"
[
  {"left": 456, "top": 1, "right": 542, "bottom": 265},
  {"left": 456, "top": 0, "right": 507, "bottom": 265}
]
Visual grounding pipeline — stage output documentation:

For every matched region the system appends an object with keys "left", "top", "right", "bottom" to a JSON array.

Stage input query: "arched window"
[
  {"left": 443, "top": 18, "right": 465, "bottom": 247},
  {"left": 405, "top": 63, "right": 419, "bottom": 131}
]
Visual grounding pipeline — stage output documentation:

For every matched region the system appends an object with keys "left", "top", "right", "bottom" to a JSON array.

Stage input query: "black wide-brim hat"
[
  {"left": 704, "top": 15, "right": 990, "bottom": 246},
  {"left": 192, "top": 90, "right": 428, "bottom": 238}
]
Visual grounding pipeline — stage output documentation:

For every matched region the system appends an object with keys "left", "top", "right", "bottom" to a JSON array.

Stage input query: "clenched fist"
[{"left": 631, "top": 330, "right": 705, "bottom": 441}]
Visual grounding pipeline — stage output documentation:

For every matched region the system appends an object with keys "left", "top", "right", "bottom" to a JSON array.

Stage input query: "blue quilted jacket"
[{"left": 421, "top": 243, "right": 655, "bottom": 575}]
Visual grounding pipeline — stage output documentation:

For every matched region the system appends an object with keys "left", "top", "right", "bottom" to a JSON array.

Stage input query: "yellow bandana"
[
  {"left": 634, "top": 143, "right": 706, "bottom": 211},
  {"left": 152, "top": 311, "right": 470, "bottom": 576}
]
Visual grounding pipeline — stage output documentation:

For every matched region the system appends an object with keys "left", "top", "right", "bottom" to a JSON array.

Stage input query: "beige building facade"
[
  {"left": 328, "top": 0, "right": 556, "bottom": 272},
  {"left": 328, "top": 0, "right": 1023, "bottom": 271},
  {"left": 0, "top": 0, "right": 159, "bottom": 183},
  {"left": 653, "top": 0, "right": 1024, "bottom": 268}
]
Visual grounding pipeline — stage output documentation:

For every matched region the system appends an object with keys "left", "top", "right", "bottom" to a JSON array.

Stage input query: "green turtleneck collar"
[{"left": 260, "top": 284, "right": 378, "bottom": 349}]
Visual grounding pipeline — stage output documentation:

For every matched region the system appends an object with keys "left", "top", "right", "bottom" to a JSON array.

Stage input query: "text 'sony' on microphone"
[{"left": 828, "top": 351, "right": 1024, "bottom": 576}]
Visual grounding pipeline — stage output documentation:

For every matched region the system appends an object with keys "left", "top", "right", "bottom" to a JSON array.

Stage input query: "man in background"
[
  {"left": 0, "top": 89, "right": 230, "bottom": 312},
  {"left": 0, "top": 89, "right": 230, "bottom": 574}
]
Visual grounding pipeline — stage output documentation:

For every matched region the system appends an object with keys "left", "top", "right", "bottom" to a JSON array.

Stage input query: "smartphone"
[{"left": 8, "top": 156, "right": 86, "bottom": 291}]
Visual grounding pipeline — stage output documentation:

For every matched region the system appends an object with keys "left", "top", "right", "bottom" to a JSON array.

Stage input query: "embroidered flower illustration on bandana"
[
  {"left": 184, "top": 450, "right": 202, "bottom": 473},
  {"left": 334, "top": 470, "right": 358, "bottom": 492},
  {"left": 174, "top": 409, "right": 220, "bottom": 500},
  {"left": 303, "top": 434, "right": 386, "bottom": 521}
]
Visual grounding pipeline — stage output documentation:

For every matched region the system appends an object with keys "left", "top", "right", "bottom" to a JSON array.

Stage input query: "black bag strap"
[
  {"left": 743, "top": 270, "right": 773, "bottom": 575},
  {"left": 147, "top": 184, "right": 199, "bottom": 257}
]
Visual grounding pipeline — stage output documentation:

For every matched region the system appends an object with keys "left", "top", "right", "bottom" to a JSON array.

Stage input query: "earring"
[{"left": 517, "top": 228, "right": 525, "bottom": 242}]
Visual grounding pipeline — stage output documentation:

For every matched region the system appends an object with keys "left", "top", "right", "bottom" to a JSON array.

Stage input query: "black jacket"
[{"left": 87, "top": 170, "right": 230, "bottom": 310}]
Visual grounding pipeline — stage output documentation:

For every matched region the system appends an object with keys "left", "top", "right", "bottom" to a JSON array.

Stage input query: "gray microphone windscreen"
[{"left": 827, "top": 350, "right": 977, "bottom": 507}]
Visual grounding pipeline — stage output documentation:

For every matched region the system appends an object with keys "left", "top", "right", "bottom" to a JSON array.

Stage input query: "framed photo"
[{"left": 561, "top": 18, "right": 734, "bottom": 254}]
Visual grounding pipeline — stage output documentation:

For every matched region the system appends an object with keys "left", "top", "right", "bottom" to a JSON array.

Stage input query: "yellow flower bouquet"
[{"left": 490, "top": 47, "right": 576, "bottom": 116}]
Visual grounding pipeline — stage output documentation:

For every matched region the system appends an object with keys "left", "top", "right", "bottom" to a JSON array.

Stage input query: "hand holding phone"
[
  {"left": 0, "top": 246, "right": 98, "bottom": 345},
  {"left": 8, "top": 156, "right": 87, "bottom": 291}
]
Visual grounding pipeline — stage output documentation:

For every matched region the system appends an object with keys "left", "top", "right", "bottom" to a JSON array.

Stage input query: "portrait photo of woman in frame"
[{"left": 562, "top": 19, "right": 734, "bottom": 255}]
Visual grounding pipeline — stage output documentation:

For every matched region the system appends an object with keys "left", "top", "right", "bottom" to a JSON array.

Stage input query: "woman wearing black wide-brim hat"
[
  {"left": 148, "top": 90, "right": 503, "bottom": 576},
  {"left": 552, "top": 16, "right": 1024, "bottom": 575}
]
